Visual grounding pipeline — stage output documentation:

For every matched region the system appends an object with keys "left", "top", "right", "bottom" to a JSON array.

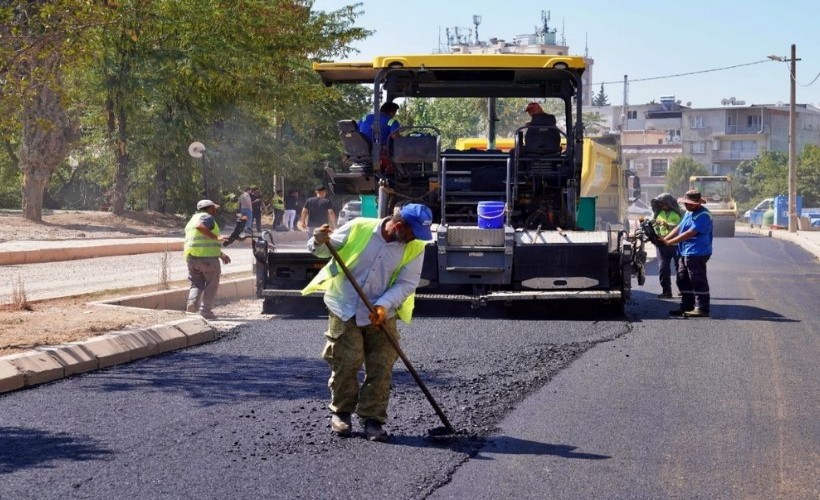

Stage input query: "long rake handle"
[{"left": 325, "top": 243, "right": 455, "bottom": 434}]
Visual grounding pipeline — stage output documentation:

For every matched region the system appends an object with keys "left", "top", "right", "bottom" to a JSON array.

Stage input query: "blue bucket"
[{"left": 477, "top": 201, "right": 505, "bottom": 229}]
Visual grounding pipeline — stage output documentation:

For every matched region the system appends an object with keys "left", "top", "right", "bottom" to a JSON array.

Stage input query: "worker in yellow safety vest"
[
  {"left": 184, "top": 199, "right": 231, "bottom": 320},
  {"left": 302, "top": 203, "right": 433, "bottom": 442}
]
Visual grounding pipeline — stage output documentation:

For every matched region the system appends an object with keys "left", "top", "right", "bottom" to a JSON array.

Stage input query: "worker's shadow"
[
  {"left": 628, "top": 290, "right": 800, "bottom": 322},
  {"left": 392, "top": 434, "right": 609, "bottom": 460}
]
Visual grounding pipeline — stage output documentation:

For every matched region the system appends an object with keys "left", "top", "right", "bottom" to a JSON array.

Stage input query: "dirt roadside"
[{"left": 0, "top": 210, "right": 258, "bottom": 357}]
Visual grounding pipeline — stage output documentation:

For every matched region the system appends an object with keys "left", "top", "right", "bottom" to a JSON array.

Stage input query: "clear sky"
[{"left": 313, "top": 0, "right": 820, "bottom": 109}]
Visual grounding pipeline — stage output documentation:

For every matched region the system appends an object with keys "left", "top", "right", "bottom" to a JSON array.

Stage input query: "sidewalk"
[
  {"left": 0, "top": 228, "right": 309, "bottom": 265},
  {"left": 737, "top": 224, "right": 820, "bottom": 261}
]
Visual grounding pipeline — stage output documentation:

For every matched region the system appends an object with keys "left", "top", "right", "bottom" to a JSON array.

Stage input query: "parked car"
[
  {"left": 743, "top": 198, "right": 773, "bottom": 221},
  {"left": 337, "top": 200, "right": 362, "bottom": 225}
]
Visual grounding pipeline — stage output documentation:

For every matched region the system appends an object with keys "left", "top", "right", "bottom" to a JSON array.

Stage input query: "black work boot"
[
  {"left": 330, "top": 412, "right": 352, "bottom": 437},
  {"left": 363, "top": 419, "right": 388, "bottom": 442}
]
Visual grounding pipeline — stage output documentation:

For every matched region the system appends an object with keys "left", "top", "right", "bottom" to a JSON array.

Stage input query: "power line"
[
  {"left": 592, "top": 59, "right": 773, "bottom": 87},
  {"left": 774, "top": 59, "right": 820, "bottom": 87}
]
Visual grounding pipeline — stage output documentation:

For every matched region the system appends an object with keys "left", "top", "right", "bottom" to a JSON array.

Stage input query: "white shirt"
[{"left": 308, "top": 218, "right": 423, "bottom": 326}]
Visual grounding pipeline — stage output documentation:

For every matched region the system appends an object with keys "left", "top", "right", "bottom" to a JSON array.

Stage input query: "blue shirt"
[
  {"left": 358, "top": 112, "right": 399, "bottom": 146},
  {"left": 308, "top": 218, "right": 423, "bottom": 326},
  {"left": 677, "top": 207, "right": 713, "bottom": 256}
]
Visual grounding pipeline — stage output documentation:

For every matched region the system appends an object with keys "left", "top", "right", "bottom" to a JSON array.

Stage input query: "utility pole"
[{"left": 788, "top": 44, "right": 798, "bottom": 233}]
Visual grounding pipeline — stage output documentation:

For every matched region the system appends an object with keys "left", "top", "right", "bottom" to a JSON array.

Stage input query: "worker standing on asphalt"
[
  {"left": 650, "top": 193, "right": 682, "bottom": 299},
  {"left": 662, "top": 190, "right": 713, "bottom": 318},
  {"left": 184, "top": 199, "right": 231, "bottom": 320},
  {"left": 302, "top": 203, "right": 433, "bottom": 441}
]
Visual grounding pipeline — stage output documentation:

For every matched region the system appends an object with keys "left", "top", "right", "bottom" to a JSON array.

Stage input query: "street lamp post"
[
  {"left": 187, "top": 141, "right": 207, "bottom": 198},
  {"left": 768, "top": 45, "right": 800, "bottom": 232}
]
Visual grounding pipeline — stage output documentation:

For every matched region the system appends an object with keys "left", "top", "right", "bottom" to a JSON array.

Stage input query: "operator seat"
[
  {"left": 337, "top": 120, "right": 372, "bottom": 164},
  {"left": 522, "top": 113, "right": 561, "bottom": 156}
]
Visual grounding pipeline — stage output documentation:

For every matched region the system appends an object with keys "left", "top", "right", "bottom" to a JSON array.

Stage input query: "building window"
[
  {"left": 747, "top": 115, "right": 761, "bottom": 128},
  {"left": 727, "top": 115, "right": 736, "bottom": 126},
  {"left": 691, "top": 141, "right": 706, "bottom": 154},
  {"left": 689, "top": 115, "right": 704, "bottom": 128},
  {"left": 650, "top": 159, "right": 668, "bottom": 177}
]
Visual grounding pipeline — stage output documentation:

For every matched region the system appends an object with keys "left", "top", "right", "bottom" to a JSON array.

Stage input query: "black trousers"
[
  {"left": 656, "top": 244, "right": 680, "bottom": 294},
  {"left": 677, "top": 255, "right": 710, "bottom": 312}
]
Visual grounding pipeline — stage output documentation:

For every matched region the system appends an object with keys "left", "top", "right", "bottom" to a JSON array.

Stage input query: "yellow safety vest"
[
  {"left": 272, "top": 195, "right": 285, "bottom": 210},
  {"left": 654, "top": 209, "right": 681, "bottom": 237},
  {"left": 301, "top": 218, "right": 426, "bottom": 323},
  {"left": 184, "top": 213, "right": 222, "bottom": 258}
]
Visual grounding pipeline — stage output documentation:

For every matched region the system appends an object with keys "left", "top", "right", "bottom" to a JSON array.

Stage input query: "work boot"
[
  {"left": 668, "top": 308, "right": 691, "bottom": 317},
  {"left": 199, "top": 310, "right": 217, "bottom": 320},
  {"left": 330, "top": 413, "right": 352, "bottom": 437},
  {"left": 683, "top": 308, "right": 710, "bottom": 318},
  {"left": 363, "top": 419, "right": 388, "bottom": 442},
  {"left": 657, "top": 292, "right": 673, "bottom": 299}
]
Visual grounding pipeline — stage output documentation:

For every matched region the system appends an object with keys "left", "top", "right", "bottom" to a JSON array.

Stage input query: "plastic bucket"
[{"left": 477, "top": 201, "right": 505, "bottom": 229}]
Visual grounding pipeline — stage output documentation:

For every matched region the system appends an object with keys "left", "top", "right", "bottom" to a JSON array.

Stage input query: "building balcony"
[
  {"left": 722, "top": 124, "right": 769, "bottom": 135},
  {"left": 712, "top": 150, "right": 758, "bottom": 161}
]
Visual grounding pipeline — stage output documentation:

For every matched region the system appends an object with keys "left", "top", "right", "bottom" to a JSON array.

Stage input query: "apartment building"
[
  {"left": 682, "top": 104, "right": 820, "bottom": 175},
  {"left": 592, "top": 98, "right": 820, "bottom": 204}
]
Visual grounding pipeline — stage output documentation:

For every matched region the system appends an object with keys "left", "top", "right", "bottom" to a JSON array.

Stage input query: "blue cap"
[{"left": 399, "top": 203, "right": 434, "bottom": 241}]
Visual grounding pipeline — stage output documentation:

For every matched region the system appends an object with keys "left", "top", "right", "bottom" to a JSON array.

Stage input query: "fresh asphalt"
[{"left": 0, "top": 232, "right": 817, "bottom": 499}]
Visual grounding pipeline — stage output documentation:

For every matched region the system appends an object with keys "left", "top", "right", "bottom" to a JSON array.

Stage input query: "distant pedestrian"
[
  {"left": 650, "top": 193, "right": 682, "bottom": 298},
  {"left": 284, "top": 189, "right": 301, "bottom": 231},
  {"left": 299, "top": 185, "right": 336, "bottom": 235},
  {"left": 272, "top": 189, "right": 285, "bottom": 229},
  {"left": 184, "top": 199, "right": 231, "bottom": 320},
  {"left": 251, "top": 187, "right": 263, "bottom": 233},
  {"left": 662, "top": 190, "right": 713, "bottom": 318},
  {"left": 237, "top": 186, "right": 254, "bottom": 235}
]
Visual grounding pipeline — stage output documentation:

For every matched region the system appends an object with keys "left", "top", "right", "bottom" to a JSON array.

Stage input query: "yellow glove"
[{"left": 369, "top": 305, "right": 387, "bottom": 327}]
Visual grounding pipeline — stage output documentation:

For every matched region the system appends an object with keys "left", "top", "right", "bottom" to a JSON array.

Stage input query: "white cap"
[{"left": 196, "top": 199, "right": 219, "bottom": 210}]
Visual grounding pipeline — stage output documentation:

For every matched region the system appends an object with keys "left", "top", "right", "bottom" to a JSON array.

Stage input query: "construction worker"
[
  {"left": 303, "top": 203, "right": 433, "bottom": 442},
  {"left": 271, "top": 189, "right": 285, "bottom": 229},
  {"left": 651, "top": 193, "right": 682, "bottom": 298},
  {"left": 663, "top": 190, "right": 713, "bottom": 318},
  {"left": 184, "top": 199, "right": 231, "bottom": 320}
]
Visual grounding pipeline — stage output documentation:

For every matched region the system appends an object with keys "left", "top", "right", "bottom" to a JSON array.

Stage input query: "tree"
[
  {"left": 798, "top": 144, "right": 820, "bottom": 206},
  {"left": 664, "top": 157, "right": 709, "bottom": 196},
  {"left": 592, "top": 84, "right": 609, "bottom": 106},
  {"left": 0, "top": 2, "right": 99, "bottom": 220}
]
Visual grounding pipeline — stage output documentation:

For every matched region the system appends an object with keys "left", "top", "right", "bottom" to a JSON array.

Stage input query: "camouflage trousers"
[{"left": 322, "top": 313, "right": 400, "bottom": 424}]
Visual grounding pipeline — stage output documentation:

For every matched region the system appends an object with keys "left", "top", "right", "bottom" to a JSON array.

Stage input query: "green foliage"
[
  {"left": 592, "top": 84, "right": 609, "bottom": 106},
  {"left": 664, "top": 157, "right": 709, "bottom": 197},
  {"left": 798, "top": 144, "right": 820, "bottom": 206}
]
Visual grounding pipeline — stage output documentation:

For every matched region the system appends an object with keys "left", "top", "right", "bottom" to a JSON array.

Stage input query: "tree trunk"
[
  {"left": 106, "top": 92, "right": 129, "bottom": 215},
  {"left": 149, "top": 154, "right": 169, "bottom": 213},
  {"left": 18, "top": 54, "right": 74, "bottom": 222}
]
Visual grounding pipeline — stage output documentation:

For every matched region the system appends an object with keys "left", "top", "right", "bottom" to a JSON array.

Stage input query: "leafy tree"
[
  {"left": 798, "top": 144, "right": 820, "bottom": 206},
  {"left": 592, "top": 84, "right": 609, "bottom": 106},
  {"left": 0, "top": 2, "right": 102, "bottom": 220},
  {"left": 664, "top": 157, "right": 709, "bottom": 196}
]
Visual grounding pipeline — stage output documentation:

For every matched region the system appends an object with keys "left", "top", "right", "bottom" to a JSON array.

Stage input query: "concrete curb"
[
  {"left": 0, "top": 317, "right": 214, "bottom": 394},
  {"left": 0, "top": 238, "right": 184, "bottom": 265},
  {"left": 0, "top": 277, "right": 257, "bottom": 395}
]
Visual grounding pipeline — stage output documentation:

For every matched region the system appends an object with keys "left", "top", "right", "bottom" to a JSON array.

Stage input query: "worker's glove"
[
  {"left": 220, "top": 252, "right": 231, "bottom": 264},
  {"left": 313, "top": 224, "right": 331, "bottom": 245},
  {"left": 369, "top": 305, "right": 387, "bottom": 328}
]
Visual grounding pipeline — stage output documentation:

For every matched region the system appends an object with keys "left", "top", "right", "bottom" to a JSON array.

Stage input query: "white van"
[{"left": 743, "top": 198, "right": 773, "bottom": 221}]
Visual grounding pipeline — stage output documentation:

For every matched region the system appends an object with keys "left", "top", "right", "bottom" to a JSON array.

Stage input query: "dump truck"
[
  {"left": 689, "top": 175, "right": 737, "bottom": 237},
  {"left": 253, "top": 54, "right": 642, "bottom": 311}
]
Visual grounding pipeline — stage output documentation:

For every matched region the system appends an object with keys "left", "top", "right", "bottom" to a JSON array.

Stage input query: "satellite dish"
[{"left": 188, "top": 141, "right": 205, "bottom": 158}]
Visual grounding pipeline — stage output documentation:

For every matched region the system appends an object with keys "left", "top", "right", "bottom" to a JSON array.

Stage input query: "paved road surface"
[{"left": 0, "top": 232, "right": 817, "bottom": 499}]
